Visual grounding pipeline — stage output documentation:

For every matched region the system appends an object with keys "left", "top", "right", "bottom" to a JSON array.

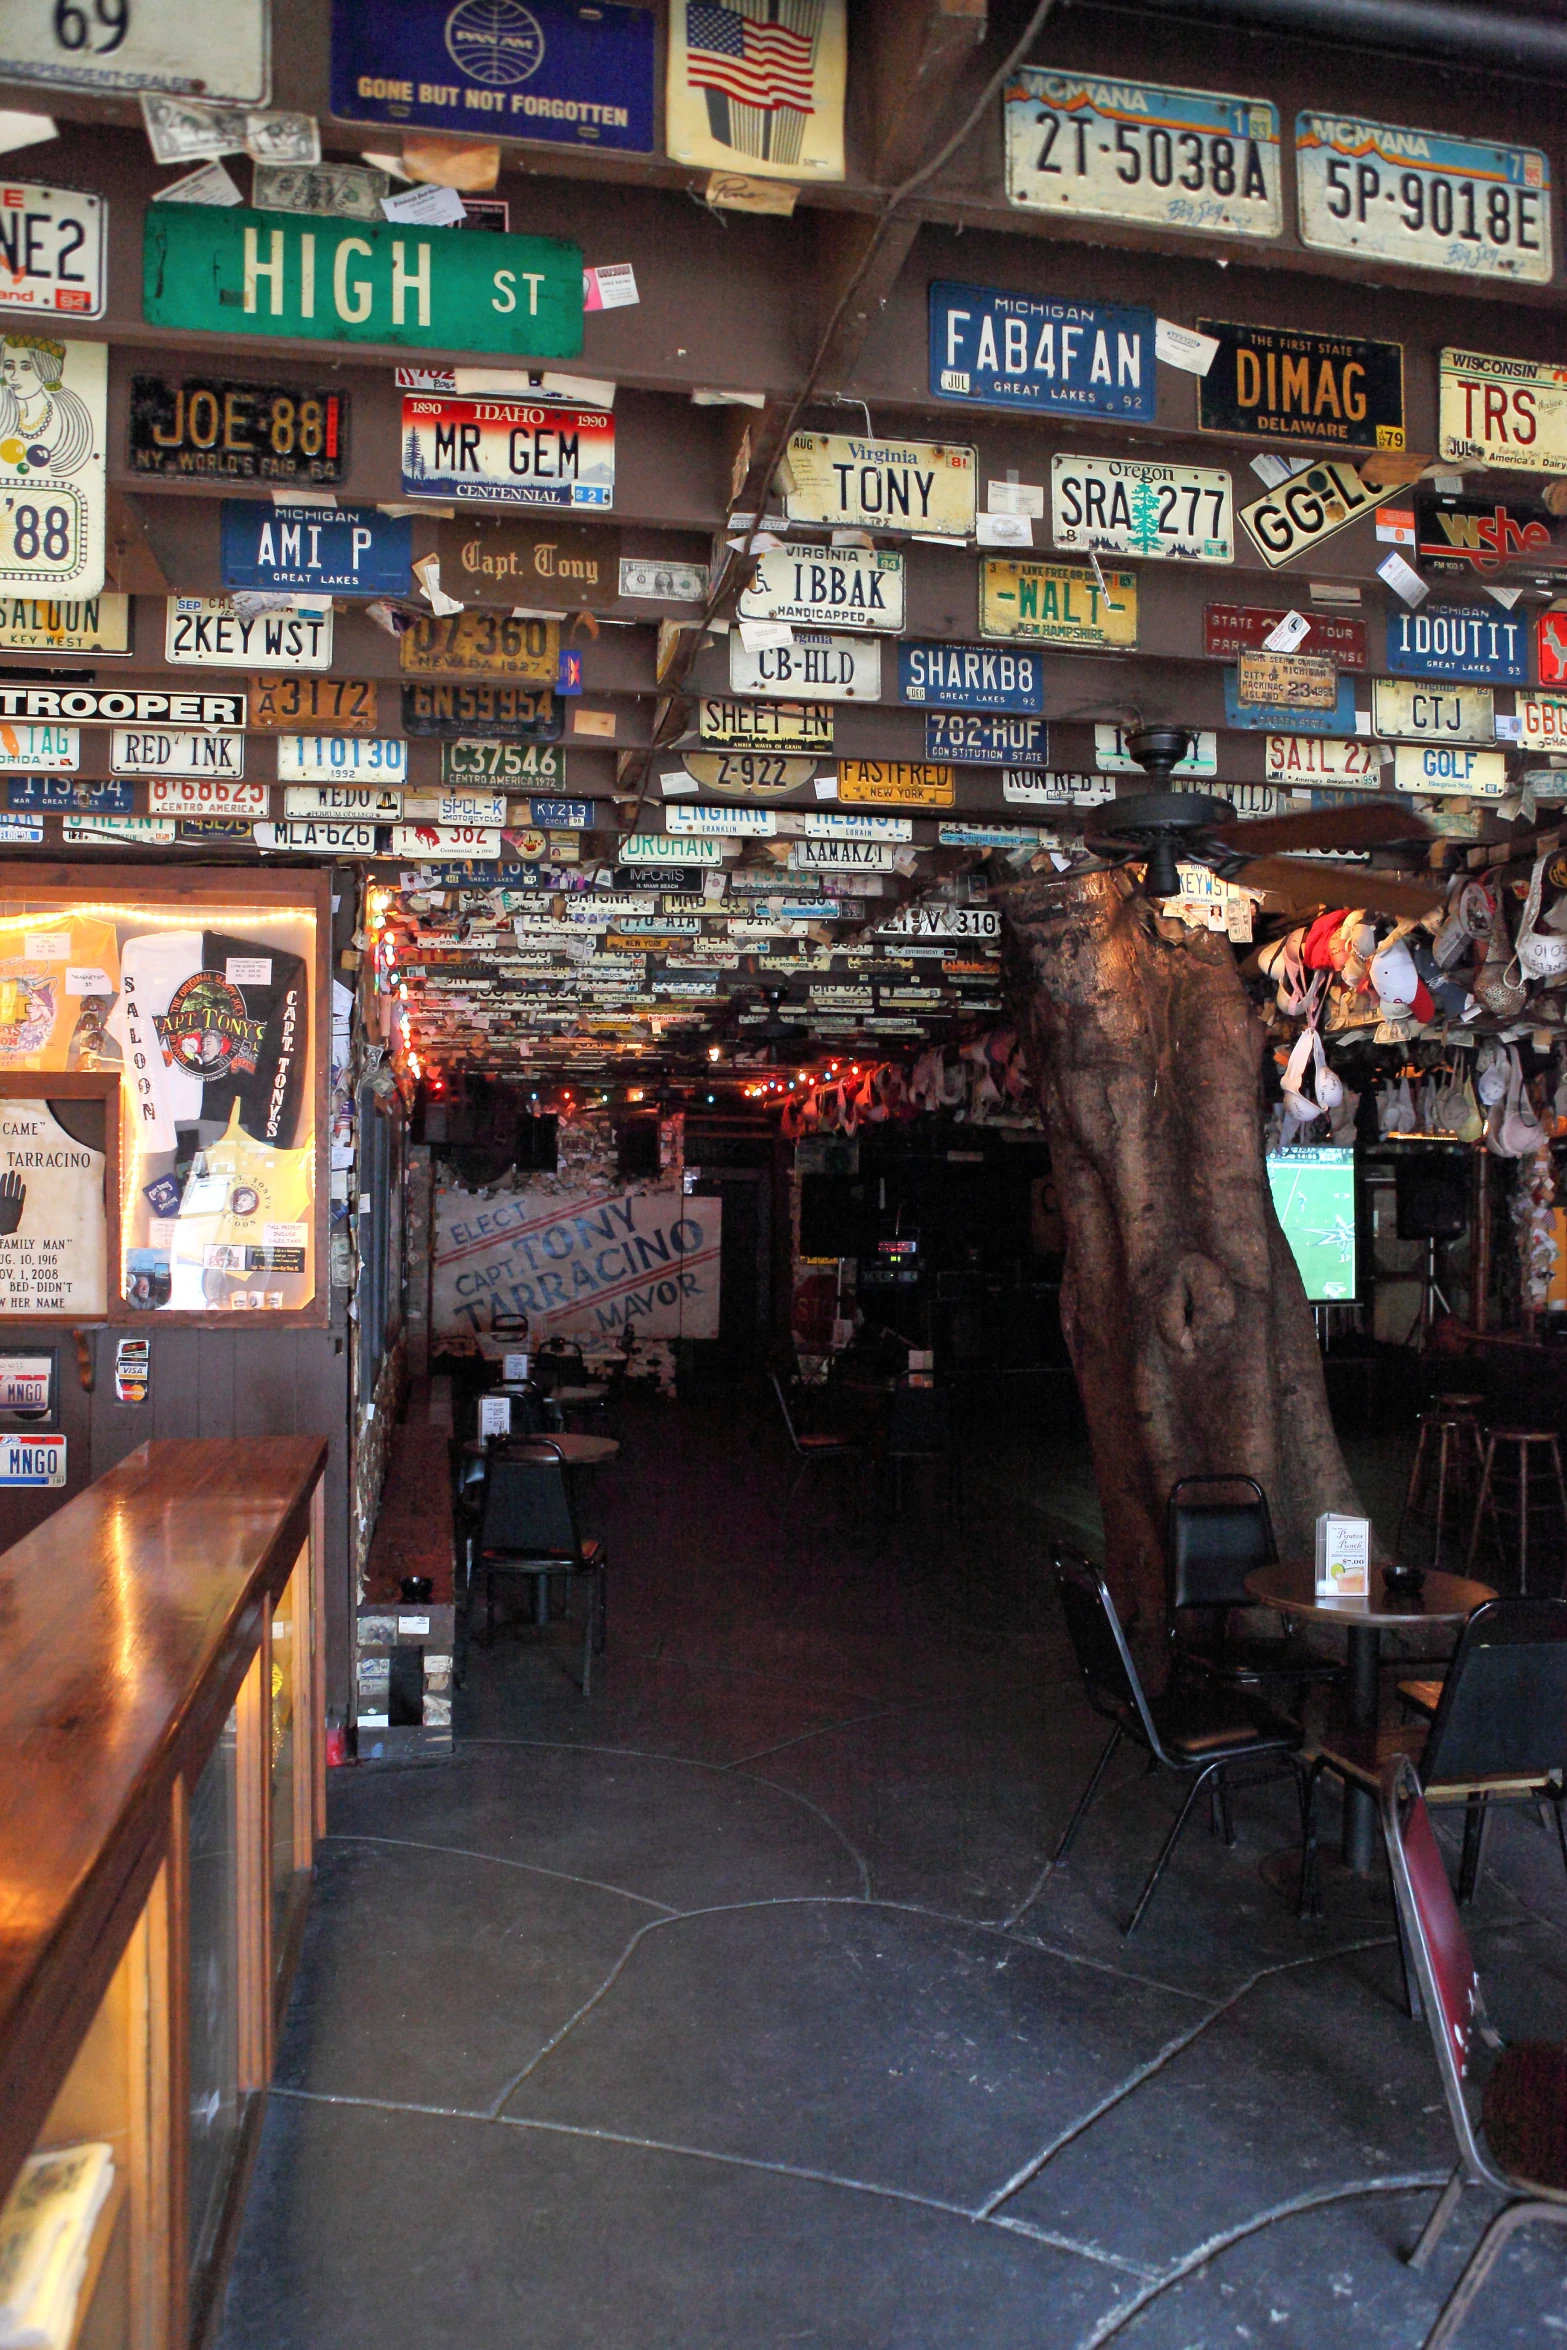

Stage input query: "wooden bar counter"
[{"left": 0, "top": 1437, "right": 328, "bottom": 2350}]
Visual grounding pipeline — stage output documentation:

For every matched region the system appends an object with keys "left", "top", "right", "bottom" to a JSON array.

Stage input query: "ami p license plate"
[
  {"left": 1004, "top": 71, "right": 1282, "bottom": 239},
  {"left": 1295, "top": 114, "right": 1552, "bottom": 285},
  {"left": 400, "top": 396, "right": 615, "bottom": 507}
]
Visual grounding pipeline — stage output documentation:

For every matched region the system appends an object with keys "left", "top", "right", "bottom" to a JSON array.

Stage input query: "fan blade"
[
  {"left": 1235, "top": 855, "right": 1445, "bottom": 918},
  {"left": 1210, "top": 801, "right": 1433, "bottom": 856}
]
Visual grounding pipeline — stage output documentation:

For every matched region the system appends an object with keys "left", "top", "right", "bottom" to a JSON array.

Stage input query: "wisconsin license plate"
[
  {"left": 925, "top": 712, "right": 1048, "bottom": 763},
  {"left": 929, "top": 280, "right": 1154, "bottom": 417},
  {"left": 1296, "top": 115, "right": 1551, "bottom": 284},
  {"left": 1051, "top": 455, "right": 1232, "bottom": 562},
  {"left": 781, "top": 433, "right": 975, "bottom": 537},
  {"left": 400, "top": 396, "right": 614, "bottom": 506},
  {"left": 1438, "top": 349, "right": 1567, "bottom": 473},
  {"left": 1005, "top": 71, "right": 1282, "bottom": 238}
]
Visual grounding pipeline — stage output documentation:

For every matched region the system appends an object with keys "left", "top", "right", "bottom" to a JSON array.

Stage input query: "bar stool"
[
  {"left": 1397, "top": 1405, "right": 1487, "bottom": 1571},
  {"left": 1465, "top": 1428, "right": 1567, "bottom": 1595}
]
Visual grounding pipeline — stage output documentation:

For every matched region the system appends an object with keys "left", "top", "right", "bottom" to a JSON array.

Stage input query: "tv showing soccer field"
[{"left": 1266, "top": 1147, "right": 1357, "bottom": 1302}]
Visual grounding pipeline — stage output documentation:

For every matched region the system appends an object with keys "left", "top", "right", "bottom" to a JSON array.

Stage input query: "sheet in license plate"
[
  {"left": 1051, "top": 456, "right": 1232, "bottom": 562},
  {"left": 1438, "top": 349, "right": 1567, "bottom": 473},
  {"left": 780, "top": 433, "right": 976, "bottom": 537},
  {"left": 1296, "top": 116, "right": 1551, "bottom": 285},
  {"left": 1004, "top": 72, "right": 1281, "bottom": 238},
  {"left": 399, "top": 397, "right": 614, "bottom": 507}
]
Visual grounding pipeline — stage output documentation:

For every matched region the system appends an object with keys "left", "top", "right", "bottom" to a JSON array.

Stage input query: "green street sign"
[{"left": 144, "top": 207, "right": 583, "bottom": 358}]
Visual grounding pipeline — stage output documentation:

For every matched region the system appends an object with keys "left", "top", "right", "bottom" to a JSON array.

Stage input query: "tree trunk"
[{"left": 998, "top": 865, "right": 1362, "bottom": 1649}]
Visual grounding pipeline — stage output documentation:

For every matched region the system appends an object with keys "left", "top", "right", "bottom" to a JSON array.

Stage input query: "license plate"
[
  {"left": 129, "top": 377, "right": 347, "bottom": 485},
  {"left": 250, "top": 675, "right": 376, "bottom": 730},
  {"left": 1051, "top": 455, "right": 1232, "bottom": 562},
  {"left": 1097, "top": 724, "right": 1216, "bottom": 773},
  {"left": 1002, "top": 770, "right": 1115, "bottom": 806},
  {"left": 666, "top": 804, "right": 775, "bottom": 837},
  {"left": 877, "top": 904, "right": 1000, "bottom": 940},
  {"left": 1415, "top": 495, "right": 1567, "bottom": 579},
  {"left": 1196, "top": 320, "right": 1404, "bottom": 452},
  {"left": 929, "top": 280, "right": 1155, "bottom": 417},
  {"left": 1392, "top": 744, "right": 1508, "bottom": 797},
  {"left": 837, "top": 761, "right": 955, "bottom": 808},
  {"left": 926, "top": 712, "right": 1048, "bottom": 763},
  {"left": 284, "top": 785, "right": 402, "bottom": 818},
  {"left": 1387, "top": 603, "right": 1529, "bottom": 683},
  {"left": 399, "top": 610, "right": 558, "bottom": 682},
  {"left": 0, "top": 337, "right": 104, "bottom": 596},
  {"left": 400, "top": 396, "right": 614, "bottom": 507},
  {"left": 1439, "top": 349, "right": 1567, "bottom": 473},
  {"left": 979, "top": 556, "right": 1137, "bottom": 647},
  {"left": 0, "top": 181, "right": 104, "bottom": 318},
  {"left": 391, "top": 824, "right": 502, "bottom": 857},
  {"left": 1005, "top": 71, "right": 1282, "bottom": 238},
  {"left": 620, "top": 833, "right": 722, "bottom": 865},
  {"left": 739, "top": 545, "right": 904, "bottom": 633},
  {"left": 697, "top": 698, "right": 832, "bottom": 750},
  {"left": 0, "top": 1433, "right": 65, "bottom": 1485},
  {"left": 727, "top": 631, "right": 880, "bottom": 701},
  {"left": 1516, "top": 693, "right": 1567, "bottom": 750},
  {"left": 442, "top": 739, "right": 563, "bottom": 783},
  {"left": 111, "top": 730, "right": 245, "bottom": 777},
  {"left": 527, "top": 797, "right": 589, "bottom": 827},
  {"left": 276, "top": 735, "right": 407, "bottom": 784},
  {"left": 1204, "top": 602, "right": 1367, "bottom": 666},
  {"left": 1538, "top": 614, "right": 1567, "bottom": 686},
  {"left": 898, "top": 641, "right": 1044, "bottom": 712},
  {"left": 255, "top": 819, "right": 386, "bottom": 853},
  {"left": 1237, "top": 460, "right": 1377, "bottom": 567},
  {"left": 0, "top": 7, "right": 264, "bottom": 98},
  {"left": 7, "top": 776, "right": 126, "bottom": 810},
  {"left": 1296, "top": 115, "right": 1551, "bottom": 285},
  {"left": 683, "top": 752, "right": 816, "bottom": 797},
  {"left": 781, "top": 432, "right": 976, "bottom": 537},
  {"left": 1235, "top": 651, "right": 1339, "bottom": 709},
  {"left": 221, "top": 501, "right": 410, "bottom": 596},
  {"left": 1224, "top": 669, "right": 1355, "bottom": 731},
  {"left": 790, "top": 839, "right": 895, "bottom": 871},
  {"left": 167, "top": 599, "right": 331, "bottom": 670},
  {"left": 148, "top": 777, "right": 266, "bottom": 812},
  {"left": 804, "top": 814, "right": 912, "bottom": 840},
  {"left": 1264, "top": 736, "right": 1385, "bottom": 785},
  {"left": 1371, "top": 680, "right": 1494, "bottom": 740},
  {"left": 63, "top": 814, "right": 174, "bottom": 845},
  {"left": 403, "top": 683, "right": 561, "bottom": 739},
  {"left": 0, "top": 721, "right": 76, "bottom": 768}
]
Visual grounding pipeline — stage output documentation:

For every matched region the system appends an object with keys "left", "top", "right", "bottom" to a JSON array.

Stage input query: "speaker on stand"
[{"left": 1394, "top": 1151, "right": 1470, "bottom": 1350}]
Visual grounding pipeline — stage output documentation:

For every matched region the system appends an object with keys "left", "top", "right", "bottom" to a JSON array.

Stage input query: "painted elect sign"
[{"left": 433, "top": 1182, "right": 722, "bottom": 1342}]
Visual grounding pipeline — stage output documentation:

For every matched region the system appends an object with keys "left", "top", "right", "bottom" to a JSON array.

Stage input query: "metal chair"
[
  {"left": 770, "top": 1370, "right": 864, "bottom": 1518},
  {"left": 1303, "top": 1597, "right": 1567, "bottom": 1913},
  {"left": 1051, "top": 1546, "right": 1309, "bottom": 1935},
  {"left": 474, "top": 1439, "right": 607, "bottom": 1693},
  {"left": 1384, "top": 1755, "right": 1567, "bottom": 2348},
  {"left": 1166, "top": 1474, "right": 1339, "bottom": 1695}
]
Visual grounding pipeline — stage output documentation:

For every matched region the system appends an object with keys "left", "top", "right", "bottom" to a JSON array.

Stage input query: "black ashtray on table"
[{"left": 1381, "top": 1562, "right": 1427, "bottom": 1599}]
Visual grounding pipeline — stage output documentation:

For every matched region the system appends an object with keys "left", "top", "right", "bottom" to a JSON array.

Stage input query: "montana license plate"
[
  {"left": 1005, "top": 72, "right": 1282, "bottom": 239},
  {"left": 1296, "top": 115, "right": 1551, "bottom": 284},
  {"left": 1051, "top": 456, "right": 1232, "bottom": 562}
]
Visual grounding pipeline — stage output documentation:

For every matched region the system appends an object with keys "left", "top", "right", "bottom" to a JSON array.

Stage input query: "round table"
[
  {"left": 1245, "top": 1560, "right": 1495, "bottom": 1872},
  {"left": 463, "top": 1433, "right": 619, "bottom": 1466}
]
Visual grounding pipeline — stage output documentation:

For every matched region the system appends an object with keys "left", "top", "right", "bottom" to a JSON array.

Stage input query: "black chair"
[
  {"left": 881, "top": 1383, "right": 960, "bottom": 1519},
  {"left": 1166, "top": 1473, "right": 1339, "bottom": 1695},
  {"left": 770, "top": 1370, "right": 864, "bottom": 1518},
  {"left": 474, "top": 1440, "right": 608, "bottom": 1692},
  {"left": 1052, "top": 1546, "right": 1309, "bottom": 1935},
  {"left": 1303, "top": 1597, "right": 1567, "bottom": 1913},
  {"left": 1384, "top": 1755, "right": 1567, "bottom": 2348}
]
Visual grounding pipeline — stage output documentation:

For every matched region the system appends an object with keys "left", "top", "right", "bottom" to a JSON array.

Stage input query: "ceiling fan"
[
  {"left": 1086, "top": 726, "right": 1446, "bottom": 920},
  {"left": 705, "top": 982, "right": 814, "bottom": 1064}
]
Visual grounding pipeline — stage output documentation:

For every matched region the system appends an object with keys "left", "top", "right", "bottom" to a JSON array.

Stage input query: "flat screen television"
[{"left": 1266, "top": 1146, "right": 1357, "bottom": 1302}]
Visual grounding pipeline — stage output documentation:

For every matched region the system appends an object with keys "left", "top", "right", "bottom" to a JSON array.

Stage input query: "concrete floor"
[{"left": 221, "top": 1380, "right": 1567, "bottom": 2349}]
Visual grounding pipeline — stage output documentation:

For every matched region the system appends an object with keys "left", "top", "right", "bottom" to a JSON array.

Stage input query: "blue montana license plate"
[
  {"left": 924, "top": 711, "right": 1048, "bottom": 763},
  {"left": 930, "top": 280, "right": 1156, "bottom": 418},
  {"left": 899, "top": 641, "right": 1044, "bottom": 711},
  {"left": 1385, "top": 603, "right": 1529, "bottom": 684}
]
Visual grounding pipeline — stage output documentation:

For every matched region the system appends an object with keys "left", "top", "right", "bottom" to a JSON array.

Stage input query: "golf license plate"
[
  {"left": 1296, "top": 115, "right": 1551, "bottom": 285},
  {"left": 1004, "top": 72, "right": 1282, "bottom": 239},
  {"left": 1051, "top": 457, "right": 1232, "bottom": 562}
]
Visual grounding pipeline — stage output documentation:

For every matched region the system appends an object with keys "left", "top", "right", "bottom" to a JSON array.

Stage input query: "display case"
[{"left": 0, "top": 1437, "right": 326, "bottom": 2350}]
